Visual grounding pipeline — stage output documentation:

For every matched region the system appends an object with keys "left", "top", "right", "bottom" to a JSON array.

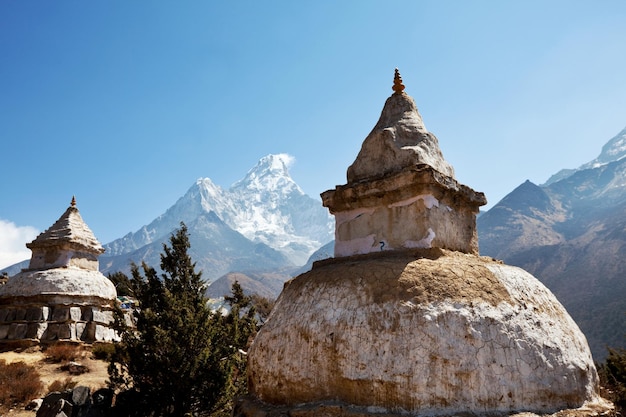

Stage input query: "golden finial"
[
  {"left": 71, "top": 196, "right": 76, "bottom": 207},
  {"left": 392, "top": 68, "right": 405, "bottom": 94}
]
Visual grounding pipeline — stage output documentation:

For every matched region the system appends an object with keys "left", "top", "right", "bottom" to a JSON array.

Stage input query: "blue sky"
[{"left": 1, "top": 1, "right": 626, "bottom": 268}]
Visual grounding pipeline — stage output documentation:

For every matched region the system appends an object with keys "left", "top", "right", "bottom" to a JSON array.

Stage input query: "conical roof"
[
  {"left": 322, "top": 70, "right": 485, "bottom": 256},
  {"left": 347, "top": 69, "right": 455, "bottom": 182},
  {"left": 27, "top": 197, "right": 104, "bottom": 255}
]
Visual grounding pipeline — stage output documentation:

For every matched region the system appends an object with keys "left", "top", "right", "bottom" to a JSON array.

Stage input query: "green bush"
[
  {"left": 598, "top": 347, "right": 626, "bottom": 411},
  {"left": 109, "top": 223, "right": 258, "bottom": 417},
  {"left": 92, "top": 343, "right": 117, "bottom": 361}
]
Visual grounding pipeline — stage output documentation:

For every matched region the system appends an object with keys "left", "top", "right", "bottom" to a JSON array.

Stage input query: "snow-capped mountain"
[
  {"left": 545, "top": 126, "right": 626, "bottom": 185},
  {"left": 103, "top": 154, "right": 334, "bottom": 267}
]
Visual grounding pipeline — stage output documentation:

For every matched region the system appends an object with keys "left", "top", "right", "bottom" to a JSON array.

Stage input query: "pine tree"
[
  {"left": 109, "top": 223, "right": 230, "bottom": 417},
  {"left": 216, "top": 281, "right": 258, "bottom": 413}
]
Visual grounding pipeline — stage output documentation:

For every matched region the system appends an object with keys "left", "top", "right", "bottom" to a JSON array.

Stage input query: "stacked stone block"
[{"left": 0, "top": 303, "right": 116, "bottom": 343}]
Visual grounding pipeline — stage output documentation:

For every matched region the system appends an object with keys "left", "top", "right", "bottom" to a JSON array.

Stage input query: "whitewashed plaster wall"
[{"left": 248, "top": 251, "right": 601, "bottom": 415}]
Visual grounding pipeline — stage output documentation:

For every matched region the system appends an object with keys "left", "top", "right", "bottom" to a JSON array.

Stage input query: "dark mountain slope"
[
  {"left": 100, "top": 211, "right": 291, "bottom": 282},
  {"left": 478, "top": 133, "right": 626, "bottom": 361}
]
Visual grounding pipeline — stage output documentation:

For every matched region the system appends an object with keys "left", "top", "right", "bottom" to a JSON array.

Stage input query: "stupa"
[
  {"left": 0, "top": 197, "right": 117, "bottom": 344},
  {"left": 235, "top": 70, "right": 610, "bottom": 416}
]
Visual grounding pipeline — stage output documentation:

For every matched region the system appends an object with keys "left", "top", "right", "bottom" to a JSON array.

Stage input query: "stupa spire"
[
  {"left": 392, "top": 68, "right": 405, "bottom": 94},
  {"left": 71, "top": 195, "right": 76, "bottom": 207}
]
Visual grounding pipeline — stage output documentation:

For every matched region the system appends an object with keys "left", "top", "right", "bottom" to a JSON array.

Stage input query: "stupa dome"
[{"left": 237, "top": 70, "right": 609, "bottom": 417}]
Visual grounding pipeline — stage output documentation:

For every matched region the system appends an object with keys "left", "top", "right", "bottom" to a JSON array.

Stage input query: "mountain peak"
[
  {"left": 232, "top": 153, "right": 300, "bottom": 193},
  {"left": 244, "top": 153, "right": 294, "bottom": 179},
  {"left": 545, "top": 126, "right": 626, "bottom": 185},
  {"left": 582, "top": 126, "right": 626, "bottom": 169},
  {"left": 102, "top": 153, "right": 333, "bottom": 267},
  {"left": 257, "top": 153, "right": 295, "bottom": 174}
]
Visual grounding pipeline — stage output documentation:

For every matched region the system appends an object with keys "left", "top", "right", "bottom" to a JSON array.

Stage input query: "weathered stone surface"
[
  {"left": 52, "top": 307, "right": 69, "bottom": 322},
  {"left": 234, "top": 396, "right": 614, "bottom": 417},
  {"left": 81, "top": 322, "right": 96, "bottom": 342},
  {"left": 37, "top": 392, "right": 64, "bottom": 417},
  {"left": 346, "top": 90, "right": 454, "bottom": 183},
  {"left": 8, "top": 323, "right": 28, "bottom": 339},
  {"left": 248, "top": 250, "right": 604, "bottom": 415},
  {"left": 0, "top": 308, "right": 8, "bottom": 322},
  {"left": 26, "top": 306, "right": 50, "bottom": 321},
  {"left": 323, "top": 165, "right": 486, "bottom": 256},
  {"left": 72, "top": 386, "right": 91, "bottom": 406},
  {"left": 70, "top": 307, "right": 82, "bottom": 321},
  {"left": 26, "top": 322, "right": 48, "bottom": 339},
  {"left": 76, "top": 322, "right": 87, "bottom": 339},
  {"left": 14, "top": 308, "right": 27, "bottom": 321},
  {"left": 43, "top": 323, "right": 59, "bottom": 340},
  {"left": 94, "top": 324, "right": 114, "bottom": 342},
  {"left": 0, "top": 268, "right": 116, "bottom": 300},
  {"left": 57, "top": 323, "right": 72, "bottom": 339},
  {"left": 4, "top": 308, "right": 16, "bottom": 322},
  {"left": 0, "top": 324, "right": 9, "bottom": 339},
  {"left": 92, "top": 388, "right": 113, "bottom": 408},
  {"left": 91, "top": 309, "right": 113, "bottom": 324}
]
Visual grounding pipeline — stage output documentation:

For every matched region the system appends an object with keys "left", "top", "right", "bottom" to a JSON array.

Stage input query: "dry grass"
[
  {"left": 47, "top": 377, "right": 77, "bottom": 393},
  {"left": 0, "top": 345, "right": 110, "bottom": 417},
  {"left": 43, "top": 343, "right": 85, "bottom": 363},
  {"left": 0, "top": 360, "right": 44, "bottom": 413}
]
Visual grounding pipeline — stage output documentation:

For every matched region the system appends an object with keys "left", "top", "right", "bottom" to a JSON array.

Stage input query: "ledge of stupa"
[
  {"left": 321, "top": 165, "right": 486, "bottom": 256},
  {"left": 322, "top": 164, "right": 486, "bottom": 213}
]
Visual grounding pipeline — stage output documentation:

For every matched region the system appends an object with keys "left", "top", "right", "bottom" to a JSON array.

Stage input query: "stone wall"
[{"left": 0, "top": 303, "right": 116, "bottom": 343}]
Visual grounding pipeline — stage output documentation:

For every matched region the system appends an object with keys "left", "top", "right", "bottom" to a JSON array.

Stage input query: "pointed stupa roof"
[
  {"left": 322, "top": 70, "right": 485, "bottom": 256},
  {"left": 27, "top": 196, "right": 104, "bottom": 255},
  {"left": 347, "top": 68, "right": 455, "bottom": 182}
]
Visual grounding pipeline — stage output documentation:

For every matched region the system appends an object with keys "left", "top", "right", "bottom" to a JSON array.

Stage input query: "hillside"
[{"left": 478, "top": 127, "right": 626, "bottom": 361}]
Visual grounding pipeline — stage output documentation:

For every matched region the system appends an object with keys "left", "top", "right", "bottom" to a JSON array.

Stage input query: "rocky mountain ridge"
[
  {"left": 97, "top": 154, "right": 333, "bottom": 282},
  {"left": 478, "top": 125, "right": 626, "bottom": 360}
]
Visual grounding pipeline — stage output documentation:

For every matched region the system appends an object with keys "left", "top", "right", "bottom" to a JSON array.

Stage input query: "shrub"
[
  {"left": 598, "top": 347, "right": 626, "bottom": 412},
  {"left": 109, "top": 224, "right": 259, "bottom": 417},
  {"left": 0, "top": 359, "right": 44, "bottom": 410},
  {"left": 48, "top": 377, "right": 77, "bottom": 393},
  {"left": 45, "top": 343, "right": 83, "bottom": 363},
  {"left": 92, "top": 343, "right": 116, "bottom": 361}
]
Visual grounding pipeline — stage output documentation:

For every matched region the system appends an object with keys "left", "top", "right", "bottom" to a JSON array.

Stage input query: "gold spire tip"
[
  {"left": 392, "top": 68, "right": 405, "bottom": 94},
  {"left": 71, "top": 196, "right": 76, "bottom": 207}
]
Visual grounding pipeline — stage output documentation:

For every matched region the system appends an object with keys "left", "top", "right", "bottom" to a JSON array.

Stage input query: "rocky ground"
[{"left": 0, "top": 345, "right": 109, "bottom": 417}]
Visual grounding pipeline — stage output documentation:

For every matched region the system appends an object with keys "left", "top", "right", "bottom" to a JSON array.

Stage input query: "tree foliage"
[
  {"left": 598, "top": 346, "right": 626, "bottom": 411},
  {"left": 108, "top": 271, "right": 132, "bottom": 297},
  {"left": 109, "top": 223, "right": 258, "bottom": 417}
]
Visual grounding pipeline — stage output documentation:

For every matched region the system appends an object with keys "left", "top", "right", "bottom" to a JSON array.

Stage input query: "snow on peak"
[
  {"left": 238, "top": 153, "right": 294, "bottom": 180},
  {"left": 544, "top": 126, "right": 626, "bottom": 186},
  {"left": 580, "top": 126, "right": 626, "bottom": 170},
  {"left": 259, "top": 153, "right": 295, "bottom": 173},
  {"left": 104, "top": 154, "right": 333, "bottom": 266},
  {"left": 200, "top": 154, "right": 330, "bottom": 264},
  {"left": 232, "top": 153, "right": 302, "bottom": 194}
]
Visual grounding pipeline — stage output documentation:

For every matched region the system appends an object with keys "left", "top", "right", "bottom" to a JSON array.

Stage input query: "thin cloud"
[{"left": 0, "top": 220, "right": 39, "bottom": 270}]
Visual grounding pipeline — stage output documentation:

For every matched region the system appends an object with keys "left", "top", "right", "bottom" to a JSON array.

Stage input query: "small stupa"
[
  {"left": 0, "top": 197, "right": 117, "bottom": 344},
  {"left": 236, "top": 70, "right": 610, "bottom": 416}
]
